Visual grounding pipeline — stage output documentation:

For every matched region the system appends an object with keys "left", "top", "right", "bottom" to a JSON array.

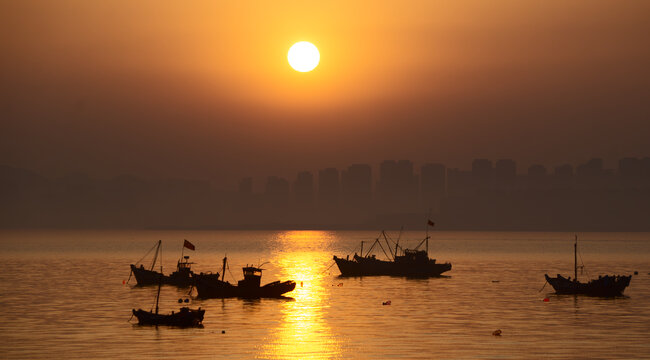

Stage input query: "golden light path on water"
[{"left": 258, "top": 231, "right": 343, "bottom": 359}]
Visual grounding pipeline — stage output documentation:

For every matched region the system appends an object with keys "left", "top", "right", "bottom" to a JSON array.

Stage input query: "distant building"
[
  {"left": 447, "top": 168, "right": 473, "bottom": 197},
  {"left": 318, "top": 167, "right": 340, "bottom": 210},
  {"left": 341, "top": 164, "right": 372, "bottom": 208},
  {"left": 472, "top": 159, "right": 493, "bottom": 191},
  {"left": 420, "top": 163, "right": 446, "bottom": 210},
  {"left": 238, "top": 177, "right": 252, "bottom": 197},
  {"left": 552, "top": 164, "right": 574, "bottom": 189},
  {"left": 265, "top": 176, "right": 290, "bottom": 207},
  {"left": 292, "top": 171, "right": 314, "bottom": 207},
  {"left": 495, "top": 159, "right": 516, "bottom": 192},
  {"left": 378, "top": 160, "right": 417, "bottom": 212}
]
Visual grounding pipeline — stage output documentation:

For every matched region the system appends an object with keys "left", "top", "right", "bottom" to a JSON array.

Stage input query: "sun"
[{"left": 288, "top": 41, "right": 320, "bottom": 72}]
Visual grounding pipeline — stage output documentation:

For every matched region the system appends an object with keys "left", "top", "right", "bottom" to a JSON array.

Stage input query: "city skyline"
[{"left": 3, "top": 154, "right": 648, "bottom": 231}]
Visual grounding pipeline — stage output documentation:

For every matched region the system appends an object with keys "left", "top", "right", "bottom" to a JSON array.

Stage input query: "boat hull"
[
  {"left": 193, "top": 274, "right": 296, "bottom": 299},
  {"left": 132, "top": 307, "right": 205, "bottom": 327},
  {"left": 130, "top": 264, "right": 193, "bottom": 287},
  {"left": 544, "top": 274, "right": 631, "bottom": 297},
  {"left": 333, "top": 256, "right": 452, "bottom": 277}
]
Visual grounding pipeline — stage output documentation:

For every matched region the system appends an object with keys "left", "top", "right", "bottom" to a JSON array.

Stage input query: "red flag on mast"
[
  {"left": 183, "top": 239, "right": 195, "bottom": 251},
  {"left": 427, "top": 220, "right": 435, "bottom": 227}
]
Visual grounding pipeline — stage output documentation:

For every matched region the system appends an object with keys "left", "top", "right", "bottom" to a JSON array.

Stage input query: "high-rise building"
[
  {"left": 292, "top": 171, "right": 314, "bottom": 207},
  {"left": 318, "top": 167, "right": 339, "bottom": 209},
  {"left": 378, "top": 160, "right": 417, "bottom": 211},
  {"left": 495, "top": 159, "right": 516, "bottom": 192},
  {"left": 420, "top": 163, "right": 446, "bottom": 210},
  {"left": 341, "top": 164, "right": 372, "bottom": 208},
  {"left": 265, "top": 176, "right": 290, "bottom": 207},
  {"left": 472, "top": 159, "right": 493, "bottom": 190},
  {"left": 238, "top": 177, "right": 252, "bottom": 197}
]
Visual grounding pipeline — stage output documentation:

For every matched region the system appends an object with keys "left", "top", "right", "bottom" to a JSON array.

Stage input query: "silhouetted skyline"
[{"left": 3, "top": 155, "right": 649, "bottom": 230}]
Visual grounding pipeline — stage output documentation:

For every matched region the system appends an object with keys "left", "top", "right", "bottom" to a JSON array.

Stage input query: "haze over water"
[{"left": 1, "top": 230, "right": 649, "bottom": 359}]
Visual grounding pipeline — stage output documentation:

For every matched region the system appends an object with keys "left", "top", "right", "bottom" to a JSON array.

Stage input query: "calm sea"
[{"left": 0, "top": 230, "right": 649, "bottom": 359}]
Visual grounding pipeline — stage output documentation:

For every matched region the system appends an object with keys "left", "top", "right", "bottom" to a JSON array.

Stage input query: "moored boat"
[
  {"left": 333, "top": 220, "right": 452, "bottom": 277},
  {"left": 193, "top": 257, "right": 296, "bottom": 299},
  {"left": 132, "top": 271, "right": 205, "bottom": 327},
  {"left": 129, "top": 239, "right": 196, "bottom": 287},
  {"left": 544, "top": 235, "right": 631, "bottom": 297}
]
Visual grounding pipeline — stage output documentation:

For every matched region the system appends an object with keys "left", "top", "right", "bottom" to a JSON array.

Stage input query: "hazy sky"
[{"left": 2, "top": 1, "right": 649, "bottom": 187}]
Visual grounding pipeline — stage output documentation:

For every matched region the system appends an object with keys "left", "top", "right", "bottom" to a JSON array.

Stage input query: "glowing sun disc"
[{"left": 288, "top": 41, "right": 320, "bottom": 72}]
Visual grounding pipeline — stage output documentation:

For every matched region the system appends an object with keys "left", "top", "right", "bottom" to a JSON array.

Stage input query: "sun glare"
[{"left": 288, "top": 41, "right": 320, "bottom": 72}]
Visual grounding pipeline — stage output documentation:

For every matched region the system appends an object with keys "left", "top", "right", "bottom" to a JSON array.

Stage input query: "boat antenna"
[{"left": 574, "top": 234, "right": 578, "bottom": 281}]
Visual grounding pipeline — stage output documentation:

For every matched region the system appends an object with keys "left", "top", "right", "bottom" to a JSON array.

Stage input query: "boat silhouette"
[
  {"left": 129, "top": 240, "right": 196, "bottom": 287},
  {"left": 192, "top": 257, "right": 296, "bottom": 299},
  {"left": 544, "top": 235, "right": 631, "bottom": 297},
  {"left": 132, "top": 270, "right": 205, "bottom": 327},
  {"left": 333, "top": 221, "right": 451, "bottom": 277}
]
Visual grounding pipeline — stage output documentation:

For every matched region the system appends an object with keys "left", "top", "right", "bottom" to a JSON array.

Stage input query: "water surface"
[{"left": 0, "top": 230, "right": 649, "bottom": 359}]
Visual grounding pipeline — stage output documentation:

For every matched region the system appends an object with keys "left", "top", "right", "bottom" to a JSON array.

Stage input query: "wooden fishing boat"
[
  {"left": 544, "top": 235, "right": 632, "bottom": 297},
  {"left": 333, "top": 221, "right": 451, "bottom": 277},
  {"left": 193, "top": 257, "right": 296, "bottom": 299},
  {"left": 129, "top": 240, "right": 196, "bottom": 287},
  {"left": 132, "top": 272, "right": 205, "bottom": 327}
]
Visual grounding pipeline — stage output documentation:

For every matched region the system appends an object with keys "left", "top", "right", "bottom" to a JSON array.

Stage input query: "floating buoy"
[
  {"left": 543, "top": 298, "right": 550, "bottom": 302},
  {"left": 634, "top": 271, "right": 638, "bottom": 275},
  {"left": 222, "top": 330, "right": 226, "bottom": 334},
  {"left": 122, "top": 280, "right": 126, "bottom": 284},
  {"left": 178, "top": 298, "right": 183, "bottom": 303},
  {"left": 184, "top": 298, "right": 189, "bottom": 303},
  {"left": 337, "top": 283, "right": 343, "bottom": 287},
  {"left": 301, "top": 281, "right": 303, "bottom": 287},
  {"left": 492, "top": 329, "right": 502, "bottom": 336},
  {"left": 382, "top": 300, "right": 391, "bottom": 305}
]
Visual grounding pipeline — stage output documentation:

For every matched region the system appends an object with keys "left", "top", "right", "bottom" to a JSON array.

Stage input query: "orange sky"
[{"left": 1, "top": 0, "right": 649, "bottom": 185}]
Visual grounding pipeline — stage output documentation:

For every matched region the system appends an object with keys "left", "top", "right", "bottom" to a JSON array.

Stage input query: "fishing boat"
[
  {"left": 129, "top": 239, "right": 196, "bottom": 287},
  {"left": 132, "top": 271, "right": 205, "bottom": 327},
  {"left": 193, "top": 257, "right": 296, "bottom": 299},
  {"left": 544, "top": 235, "right": 632, "bottom": 297},
  {"left": 333, "top": 221, "right": 452, "bottom": 277}
]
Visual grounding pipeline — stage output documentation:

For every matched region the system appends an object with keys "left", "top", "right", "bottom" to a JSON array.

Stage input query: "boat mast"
[
  {"left": 574, "top": 235, "right": 578, "bottom": 281},
  {"left": 425, "top": 223, "right": 429, "bottom": 256},
  {"left": 360, "top": 241, "right": 364, "bottom": 258},
  {"left": 150, "top": 240, "right": 162, "bottom": 271},
  {"left": 155, "top": 267, "right": 162, "bottom": 314},
  {"left": 221, "top": 256, "right": 227, "bottom": 282}
]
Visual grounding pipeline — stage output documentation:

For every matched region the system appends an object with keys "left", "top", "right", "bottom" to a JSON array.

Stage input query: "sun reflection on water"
[{"left": 258, "top": 231, "right": 343, "bottom": 359}]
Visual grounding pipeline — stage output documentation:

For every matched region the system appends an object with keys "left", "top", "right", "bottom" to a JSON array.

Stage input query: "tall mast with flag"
[{"left": 181, "top": 239, "right": 195, "bottom": 259}]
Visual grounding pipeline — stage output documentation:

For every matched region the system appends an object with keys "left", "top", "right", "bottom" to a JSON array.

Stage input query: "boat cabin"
[
  {"left": 397, "top": 249, "right": 431, "bottom": 263},
  {"left": 176, "top": 255, "right": 193, "bottom": 274},
  {"left": 238, "top": 266, "right": 262, "bottom": 288}
]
